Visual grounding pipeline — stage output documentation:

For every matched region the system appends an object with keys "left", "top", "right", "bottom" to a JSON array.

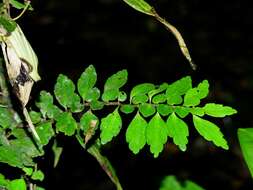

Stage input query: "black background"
[{"left": 8, "top": 0, "right": 253, "bottom": 189}]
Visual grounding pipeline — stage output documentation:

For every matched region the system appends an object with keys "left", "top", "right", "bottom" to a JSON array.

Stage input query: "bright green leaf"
[
  {"left": 238, "top": 128, "right": 253, "bottom": 177},
  {"left": 157, "top": 104, "right": 173, "bottom": 116},
  {"left": 0, "top": 173, "right": 9, "bottom": 188},
  {"left": 56, "top": 112, "right": 77, "bottom": 136},
  {"left": 85, "top": 87, "right": 100, "bottom": 102},
  {"left": 10, "top": 0, "right": 33, "bottom": 10},
  {"left": 203, "top": 103, "right": 237, "bottom": 117},
  {"left": 184, "top": 180, "right": 205, "bottom": 190},
  {"left": 148, "top": 83, "right": 168, "bottom": 100},
  {"left": 175, "top": 107, "right": 189, "bottom": 118},
  {"left": 8, "top": 178, "right": 26, "bottom": 190},
  {"left": 31, "top": 170, "right": 44, "bottom": 181},
  {"left": 118, "top": 91, "right": 127, "bottom": 102},
  {"left": 90, "top": 100, "right": 104, "bottom": 110},
  {"left": 130, "top": 83, "right": 155, "bottom": 102},
  {"left": 189, "top": 107, "right": 205, "bottom": 117},
  {"left": 183, "top": 88, "right": 200, "bottom": 107},
  {"left": 77, "top": 65, "right": 97, "bottom": 101},
  {"left": 159, "top": 175, "right": 182, "bottom": 190},
  {"left": 196, "top": 80, "right": 209, "bottom": 99},
  {"left": 139, "top": 103, "right": 156, "bottom": 117},
  {"left": 22, "top": 167, "right": 33, "bottom": 176},
  {"left": 152, "top": 94, "right": 167, "bottom": 104},
  {"left": 166, "top": 113, "right": 189, "bottom": 151},
  {"left": 29, "top": 111, "right": 42, "bottom": 124},
  {"left": 146, "top": 113, "right": 167, "bottom": 157},
  {"left": 132, "top": 94, "right": 149, "bottom": 104},
  {"left": 122, "top": 0, "right": 154, "bottom": 16},
  {"left": 193, "top": 116, "right": 228, "bottom": 150},
  {"left": 120, "top": 105, "right": 135, "bottom": 114},
  {"left": 100, "top": 108, "right": 122, "bottom": 144},
  {"left": 126, "top": 112, "right": 147, "bottom": 154}
]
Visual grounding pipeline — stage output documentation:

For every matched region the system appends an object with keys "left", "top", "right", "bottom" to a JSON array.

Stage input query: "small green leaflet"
[
  {"left": 166, "top": 76, "right": 192, "bottom": 105},
  {"left": 35, "top": 122, "right": 54, "bottom": 146},
  {"left": 120, "top": 105, "right": 135, "bottom": 114},
  {"left": 31, "top": 170, "right": 44, "bottom": 181},
  {"left": 102, "top": 70, "right": 127, "bottom": 102},
  {"left": 203, "top": 103, "right": 237, "bottom": 117},
  {"left": 174, "top": 107, "right": 189, "bottom": 118},
  {"left": 29, "top": 111, "right": 42, "bottom": 124},
  {"left": 54, "top": 74, "right": 83, "bottom": 112},
  {"left": 0, "top": 107, "right": 18, "bottom": 129},
  {"left": 100, "top": 108, "right": 122, "bottom": 144},
  {"left": 184, "top": 80, "right": 209, "bottom": 107},
  {"left": 193, "top": 115, "right": 228, "bottom": 150},
  {"left": 139, "top": 103, "right": 156, "bottom": 117},
  {"left": 130, "top": 83, "right": 155, "bottom": 103},
  {"left": 122, "top": 0, "right": 153, "bottom": 16},
  {"left": 0, "top": 15, "right": 17, "bottom": 33},
  {"left": 56, "top": 112, "right": 77, "bottom": 136},
  {"left": 184, "top": 180, "right": 205, "bottom": 190},
  {"left": 126, "top": 112, "right": 147, "bottom": 154},
  {"left": 77, "top": 65, "right": 98, "bottom": 102},
  {"left": 238, "top": 128, "right": 253, "bottom": 177},
  {"left": 146, "top": 112, "right": 167, "bottom": 157},
  {"left": 10, "top": 0, "right": 33, "bottom": 10},
  {"left": 52, "top": 140, "right": 63, "bottom": 168},
  {"left": 166, "top": 113, "right": 189, "bottom": 151},
  {"left": 148, "top": 83, "right": 168, "bottom": 100},
  {"left": 157, "top": 104, "right": 173, "bottom": 116}
]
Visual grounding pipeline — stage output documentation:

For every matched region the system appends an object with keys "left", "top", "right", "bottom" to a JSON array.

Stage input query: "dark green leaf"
[
  {"left": 193, "top": 116, "right": 228, "bottom": 150},
  {"left": 100, "top": 108, "right": 122, "bottom": 144},
  {"left": 139, "top": 103, "right": 156, "bottom": 117},
  {"left": 166, "top": 76, "right": 192, "bottom": 105},
  {"left": 0, "top": 15, "right": 17, "bottom": 33},
  {"left": 0, "top": 107, "right": 18, "bottom": 129},
  {"left": 90, "top": 100, "right": 104, "bottom": 110},
  {"left": 203, "top": 103, "right": 237, "bottom": 117},
  {"left": 132, "top": 95, "right": 149, "bottom": 104},
  {"left": 120, "top": 105, "right": 135, "bottom": 114},
  {"left": 146, "top": 113, "right": 167, "bottom": 157},
  {"left": 130, "top": 83, "right": 155, "bottom": 102},
  {"left": 31, "top": 170, "right": 44, "bottom": 181},
  {"left": 36, "top": 122, "right": 54, "bottom": 146},
  {"left": 29, "top": 111, "right": 42, "bottom": 124},
  {"left": 77, "top": 65, "right": 97, "bottom": 101},
  {"left": 126, "top": 112, "right": 147, "bottom": 154},
  {"left": 157, "top": 104, "right": 173, "bottom": 116},
  {"left": 152, "top": 94, "right": 167, "bottom": 104},
  {"left": 175, "top": 107, "right": 189, "bottom": 118},
  {"left": 166, "top": 113, "right": 189, "bottom": 151},
  {"left": 8, "top": 178, "right": 26, "bottom": 190},
  {"left": 102, "top": 70, "right": 128, "bottom": 102},
  {"left": 238, "top": 128, "right": 253, "bottom": 177},
  {"left": 56, "top": 112, "right": 77, "bottom": 136},
  {"left": 122, "top": 0, "right": 154, "bottom": 16}
]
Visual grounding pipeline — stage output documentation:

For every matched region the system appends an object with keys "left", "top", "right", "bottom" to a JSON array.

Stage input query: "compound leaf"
[
  {"left": 193, "top": 116, "right": 228, "bottom": 150},
  {"left": 100, "top": 108, "right": 122, "bottom": 144},
  {"left": 126, "top": 112, "right": 147, "bottom": 154},
  {"left": 146, "top": 113, "right": 167, "bottom": 157},
  {"left": 166, "top": 113, "right": 189, "bottom": 151},
  {"left": 203, "top": 103, "right": 237, "bottom": 117}
]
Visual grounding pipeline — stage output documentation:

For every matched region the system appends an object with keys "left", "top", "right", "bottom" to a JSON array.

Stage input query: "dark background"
[{"left": 13, "top": 0, "right": 253, "bottom": 189}]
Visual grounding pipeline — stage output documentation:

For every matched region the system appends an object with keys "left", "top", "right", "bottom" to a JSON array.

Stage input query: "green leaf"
[
  {"left": 183, "top": 88, "right": 200, "bottom": 107},
  {"left": 159, "top": 175, "right": 182, "bottom": 190},
  {"left": 166, "top": 76, "right": 192, "bottom": 105},
  {"left": 31, "top": 170, "right": 44, "bottom": 181},
  {"left": 152, "top": 94, "right": 167, "bottom": 104},
  {"left": 0, "top": 15, "right": 17, "bottom": 33},
  {"left": 120, "top": 105, "right": 135, "bottom": 114},
  {"left": 100, "top": 108, "right": 122, "bottom": 144},
  {"left": 146, "top": 113, "right": 167, "bottom": 157},
  {"left": 130, "top": 83, "right": 155, "bottom": 102},
  {"left": 193, "top": 116, "right": 228, "bottom": 150},
  {"left": 118, "top": 91, "right": 127, "bottom": 102},
  {"left": 122, "top": 0, "right": 154, "bottom": 16},
  {"left": 184, "top": 180, "right": 205, "bottom": 190},
  {"left": 175, "top": 107, "right": 189, "bottom": 118},
  {"left": 80, "top": 111, "right": 99, "bottom": 144},
  {"left": 56, "top": 112, "right": 77, "bottom": 136},
  {"left": 0, "top": 107, "right": 18, "bottom": 129},
  {"left": 36, "top": 122, "right": 54, "bottom": 146},
  {"left": 157, "top": 104, "right": 173, "bottom": 116},
  {"left": 203, "top": 103, "right": 237, "bottom": 117},
  {"left": 0, "top": 173, "right": 9, "bottom": 188},
  {"left": 54, "top": 74, "right": 84, "bottom": 112},
  {"left": 189, "top": 107, "right": 205, "bottom": 117},
  {"left": 85, "top": 87, "right": 100, "bottom": 102},
  {"left": 148, "top": 83, "right": 168, "bottom": 100},
  {"left": 8, "top": 178, "right": 26, "bottom": 190},
  {"left": 166, "top": 113, "right": 189, "bottom": 151},
  {"left": 102, "top": 70, "right": 128, "bottom": 102},
  {"left": 36, "top": 91, "right": 61, "bottom": 119},
  {"left": 196, "top": 80, "right": 209, "bottom": 99},
  {"left": 77, "top": 65, "right": 97, "bottom": 101},
  {"left": 139, "top": 103, "right": 156, "bottom": 117},
  {"left": 238, "top": 128, "right": 253, "bottom": 177},
  {"left": 52, "top": 140, "right": 63, "bottom": 168},
  {"left": 126, "top": 112, "right": 147, "bottom": 154},
  {"left": 35, "top": 186, "right": 45, "bottom": 190},
  {"left": 10, "top": 0, "right": 33, "bottom": 10},
  {"left": 132, "top": 94, "right": 149, "bottom": 104},
  {"left": 22, "top": 167, "right": 33, "bottom": 176},
  {"left": 90, "top": 100, "right": 104, "bottom": 110},
  {"left": 29, "top": 111, "right": 42, "bottom": 124}
]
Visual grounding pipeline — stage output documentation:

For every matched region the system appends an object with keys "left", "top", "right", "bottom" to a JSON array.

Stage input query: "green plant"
[{"left": 0, "top": 0, "right": 240, "bottom": 190}]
